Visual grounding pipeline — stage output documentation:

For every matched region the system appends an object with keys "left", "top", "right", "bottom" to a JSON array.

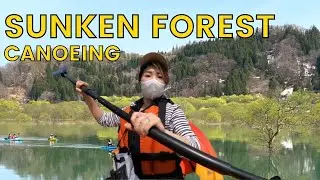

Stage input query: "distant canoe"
[
  {"left": 101, "top": 145, "right": 117, "bottom": 152},
  {"left": 48, "top": 138, "right": 58, "bottom": 141},
  {"left": 4, "top": 137, "right": 22, "bottom": 141}
]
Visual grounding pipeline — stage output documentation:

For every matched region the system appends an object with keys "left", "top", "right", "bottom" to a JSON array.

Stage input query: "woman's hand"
[
  {"left": 124, "top": 112, "right": 165, "bottom": 137},
  {"left": 75, "top": 80, "right": 91, "bottom": 99}
]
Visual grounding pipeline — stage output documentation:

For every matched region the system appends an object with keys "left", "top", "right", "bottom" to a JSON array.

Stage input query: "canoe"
[
  {"left": 188, "top": 121, "right": 224, "bottom": 180},
  {"left": 4, "top": 137, "right": 22, "bottom": 141},
  {"left": 48, "top": 138, "right": 58, "bottom": 141},
  {"left": 101, "top": 145, "right": 117, "bottom": 152}
]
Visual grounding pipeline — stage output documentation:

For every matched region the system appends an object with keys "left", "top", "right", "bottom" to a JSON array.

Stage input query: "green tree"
[
  {"left": 224, "top": 67, "right": 248, "bottom": 95},
  {"left": 269, "top": 77, "right": 278, "bottom": 90},
  {"left": 317, "top": 56, "right": 320, "bottom": 75},
  {"left": 312, "top": 74, "right": 320, "bottom": 91},
  {"left": 234, "top": 98, "right": 285, "bottom": 153},
  {"left": 0, "top": 100, "right": 23, "bottom": 121}
]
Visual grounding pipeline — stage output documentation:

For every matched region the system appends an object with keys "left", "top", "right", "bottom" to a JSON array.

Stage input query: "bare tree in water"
[{"left": 235, "top": 91, "right": 314, "bottom": 154}]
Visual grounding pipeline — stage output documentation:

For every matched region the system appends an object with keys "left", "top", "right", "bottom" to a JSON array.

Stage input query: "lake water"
[{"left": 0, "top": 123, "right": 319, "bottom": 180}]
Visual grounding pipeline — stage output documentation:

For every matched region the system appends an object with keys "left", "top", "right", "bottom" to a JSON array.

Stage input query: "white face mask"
[{"left": 141, "top": 78, "right": 166, "bottom": 100}]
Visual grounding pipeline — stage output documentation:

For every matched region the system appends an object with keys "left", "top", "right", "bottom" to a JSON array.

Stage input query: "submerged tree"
[
  {"left": 233, "top": 91, "right": 315, "bottom": 154},
  {"left": 239, "top": 98, "right": 285, "bottom": 153}
]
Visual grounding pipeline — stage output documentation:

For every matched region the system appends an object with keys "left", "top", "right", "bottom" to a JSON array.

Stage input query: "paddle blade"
[
  {"left": 196, "top": 164, "right": 224, "bottom": 180},
  {"left": 52, "top": 64, "right": 68, "bottom": 77}
]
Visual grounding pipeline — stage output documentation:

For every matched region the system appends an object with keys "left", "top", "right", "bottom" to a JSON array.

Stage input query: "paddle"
[{"left": 53, "top": 64, "right": 280, "bottom": 180}]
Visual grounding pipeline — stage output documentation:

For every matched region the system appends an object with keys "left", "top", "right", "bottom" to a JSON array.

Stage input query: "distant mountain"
[{"left": 1, "top": 24, "right": 320, "bottom": 102}]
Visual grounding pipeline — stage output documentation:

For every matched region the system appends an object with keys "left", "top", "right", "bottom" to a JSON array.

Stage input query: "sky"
[{"left": 1, "top": 0, "right": 319, "bottom": 66}]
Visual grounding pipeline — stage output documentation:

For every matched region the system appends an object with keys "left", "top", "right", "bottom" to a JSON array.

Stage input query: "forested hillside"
[{"left": 0, "top": 25, "right": 320, "bottom": 102}]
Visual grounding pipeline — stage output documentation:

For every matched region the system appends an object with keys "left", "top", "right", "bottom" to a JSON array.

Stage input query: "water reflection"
[
  {"left": 0, "top": 145, "right": 112, "bottom": 180},
  {"left": 212, "top": 140, "right": 320, "bottom": 180},
  {"left": 49, "top": 140, "right": 55, "bottom": 146},
  {"left": 0, "top": 139, "right": 318, "bottom": 180}
]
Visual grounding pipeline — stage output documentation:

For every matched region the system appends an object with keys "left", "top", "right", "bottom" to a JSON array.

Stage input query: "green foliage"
[
  {"left": 170, "top": 97, "right": 197, "bottom": 118},
  {"left": 0, "top": 100, "right": 23, "bottom": 121},
  {"left": 15, "top": 113, "right": 33, "bottom": 122},
  {"left": 207, "top": 111, "right": 222, "bottom": 123},
  {"left": 1, "top": 93, "right": 319, "bottom": 131},
  {"left": 22, "top": 101, "right": 52, "bottom": 122},
  {"left": 283, "top": 90, "right": 319, "bottom": 126},
  {"left": 181, "top": 97, "right": 206, "bottom": 109},
  {"left": 28, "top": 100, "right": 51, "bottom": 105},
  {"left": 201, "top": 97, "right": 227, "bottom": 108},
  {"left": 228, "top": 91, "right": 320, "bottom": 152},
  {"left": 242, "top": 98, "right": 279, "bottom": 126},
  {"left": 101, "top": 96, "right": 139, "bottom": 108},
  {"left": 215, "top": 103, "right": 240, "bottom": 122},
  {"left": 221, "top": 94, "right": 261, "bottom": 103}
]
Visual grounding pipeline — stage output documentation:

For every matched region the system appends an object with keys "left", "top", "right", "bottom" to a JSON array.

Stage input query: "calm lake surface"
[{"left": 0, "top": 123, "right": 319, "bottom": 180}]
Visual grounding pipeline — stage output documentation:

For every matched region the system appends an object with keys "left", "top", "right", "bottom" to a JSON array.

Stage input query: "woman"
[{"left": 76, "top": 52, "right": 200, "bottom": 179}]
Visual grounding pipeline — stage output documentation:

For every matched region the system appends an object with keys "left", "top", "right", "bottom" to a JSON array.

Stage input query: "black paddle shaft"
[{"left": 54, "top": 67, "right": 275, "bottom": 180}]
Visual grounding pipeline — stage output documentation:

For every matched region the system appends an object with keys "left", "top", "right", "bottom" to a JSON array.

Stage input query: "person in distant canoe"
[
  {"left": 76, "top": 52, "right": 201, "bottom": 179},
  {"left": 12, "top": 134, "right": 16, "bottom": 139},
  {"left": 49, "top": 134, "right": 55, "bottom": 139},
  {"left": 107, "top": 138, "right": 114, "bottom": 146}
]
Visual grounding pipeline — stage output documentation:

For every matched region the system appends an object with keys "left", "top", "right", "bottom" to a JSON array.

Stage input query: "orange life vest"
[
  {"left": 117, "top": 97, "right": 184, "bottom": 179},
  {"left": 117, "top": 97, "right": 224, "bottom": 180}
]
